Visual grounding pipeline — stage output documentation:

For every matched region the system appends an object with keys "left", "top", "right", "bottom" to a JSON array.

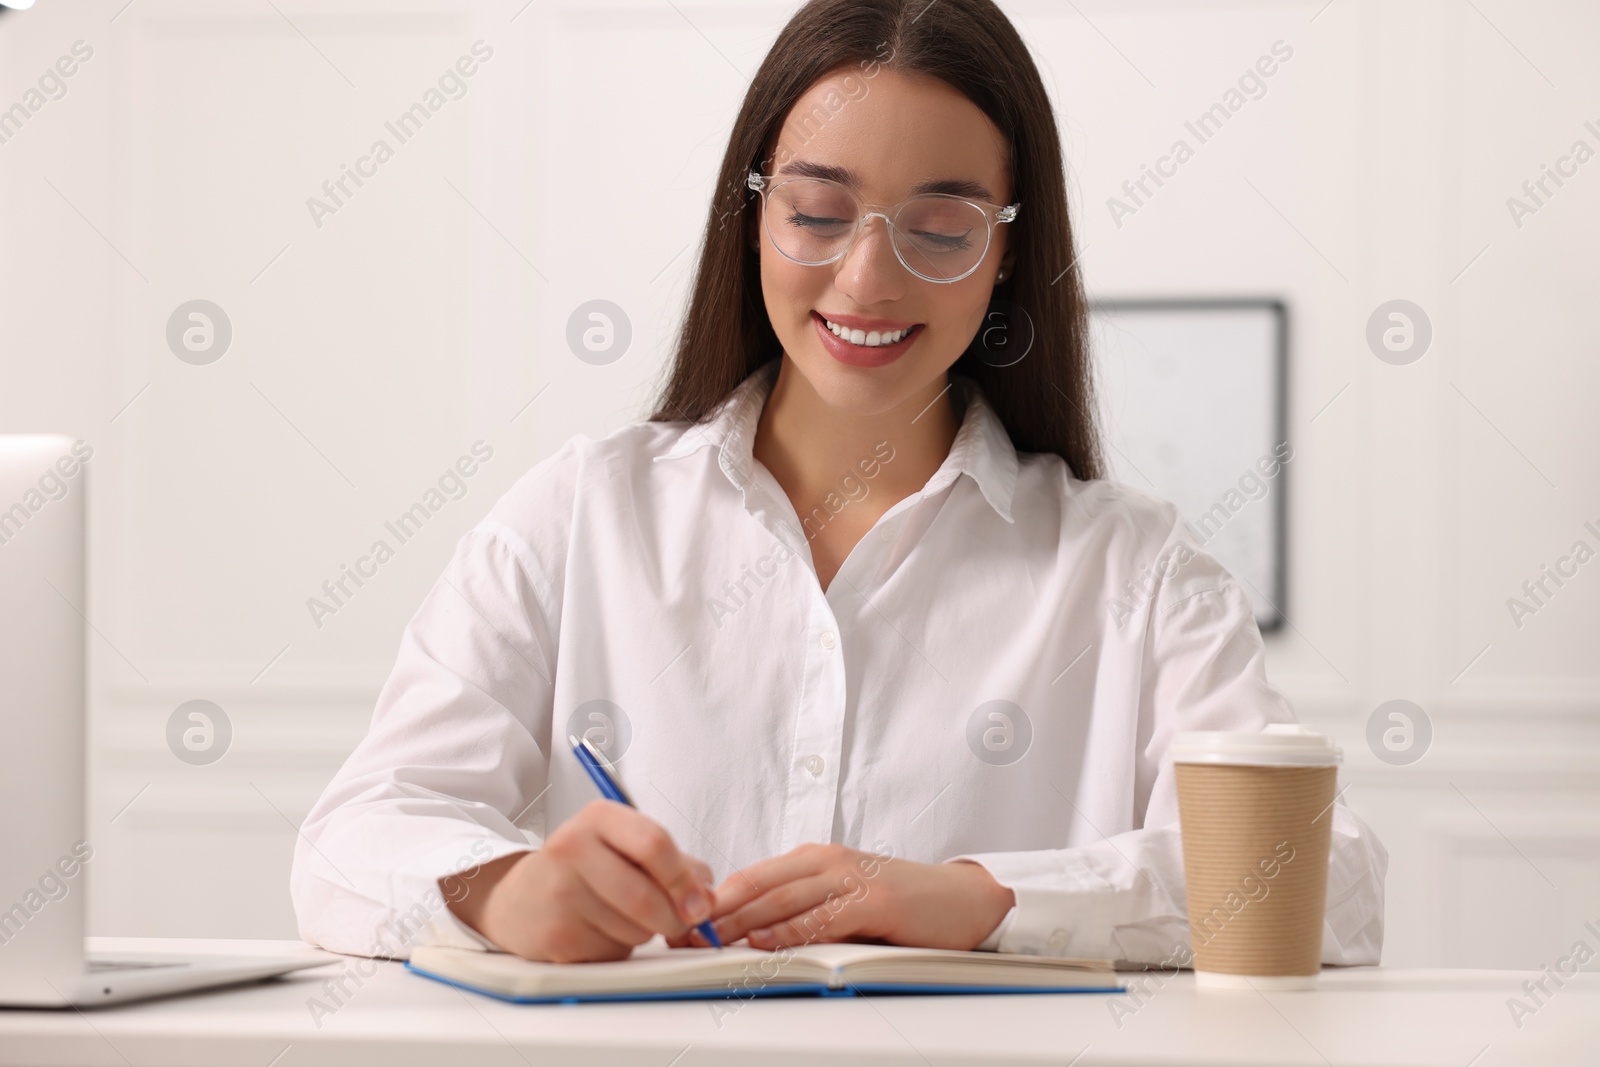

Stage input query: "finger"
[
  {"left": 714, "top": 873, "right": 847, "bottom": 946},
  {"left": 666, "top": 925, "right": 717, "bottom": 949},
  {"left": 750, "top": 904, "right": 860, "bottom": 951},
  {"left": 573, "top": 831, "right": 689, "bottom": 938},
  {"left": 534, "top": 859, "right": 651, "bottom": 956},
  {"left": 574, "top": 887, "right": 656, "bottom": 948},
  {"left": 589, "top": 803, "right": 715, "bottom": 926},
  {"left": 712, "top": 847, "right": 828, "bottom": 917}
]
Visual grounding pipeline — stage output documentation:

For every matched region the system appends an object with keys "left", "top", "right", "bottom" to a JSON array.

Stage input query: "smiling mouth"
[{"left": 814, "top": 312, "right": 924, "bottom": 348}]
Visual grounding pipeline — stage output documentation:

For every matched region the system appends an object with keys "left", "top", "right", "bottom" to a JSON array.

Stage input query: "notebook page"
[
  {"left": 409, "top": 943, "right": 835, "bottom": 997},
  {"left": 784, "top": 943, "right": 1117, "bottom": 988}
]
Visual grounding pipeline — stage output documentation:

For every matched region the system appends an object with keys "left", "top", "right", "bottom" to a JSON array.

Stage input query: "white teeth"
[{"left": 821, "top": 316, "right": 913, "bottom": 347}]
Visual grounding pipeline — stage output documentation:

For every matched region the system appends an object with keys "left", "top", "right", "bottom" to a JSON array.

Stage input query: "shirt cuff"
[
  {"left": 392, "top": 835, "right": 534, "bottom": 957},
  {"left": 412, "top": 844, "right": 537, "bottom": 959},
  {"left": 420, "top": 902, "right": 505, "bottom": 952},
  {"left": 975, "top": 904, "right": 1018, "bottom": 952},
  {"left": 948, "top": 849, "right": 1120, "bottom": 959}
]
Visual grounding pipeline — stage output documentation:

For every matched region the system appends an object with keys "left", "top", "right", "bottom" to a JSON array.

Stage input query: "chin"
[{"left": 791, "top": 348, "right": 940, "bottom": 418}]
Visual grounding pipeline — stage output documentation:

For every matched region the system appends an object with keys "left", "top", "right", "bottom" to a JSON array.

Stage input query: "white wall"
[{"left": 1, "top": 0, "right": 1595, "bottom": 969}]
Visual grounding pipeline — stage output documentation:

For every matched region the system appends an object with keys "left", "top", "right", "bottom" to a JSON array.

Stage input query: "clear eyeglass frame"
[{"left": 746, "top": 170, "right": 1021, "bottom": 284}]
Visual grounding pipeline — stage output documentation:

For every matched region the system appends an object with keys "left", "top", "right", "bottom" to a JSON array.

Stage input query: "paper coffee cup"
[{"left": 1172, "top": 723, "right": 1340, "bottom": 991}]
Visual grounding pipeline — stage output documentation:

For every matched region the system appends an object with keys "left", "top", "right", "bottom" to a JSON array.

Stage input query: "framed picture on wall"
[{"left": 1089, "top": 299, "right": 1288, "bottom": 632}]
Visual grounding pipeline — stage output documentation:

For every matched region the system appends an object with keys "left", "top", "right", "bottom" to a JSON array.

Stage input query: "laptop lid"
[{"left": 0, "top": 434, "right": 90, "bottom": 1004}]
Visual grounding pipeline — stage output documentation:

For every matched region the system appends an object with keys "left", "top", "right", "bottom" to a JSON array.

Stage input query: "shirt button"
[
  {"left": 878, "top": 524, "right": 896, "bottom": 542},
  {"left": 819, "top": 630, "right": 836, "bottom": 650},
  {"left": 804, "top": 754, "right": 825, "bottom": 776}
]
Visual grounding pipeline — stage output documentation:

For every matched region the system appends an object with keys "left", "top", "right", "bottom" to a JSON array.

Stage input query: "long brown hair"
[{"left": 648, "top": 0, "right": 1103, "bottom": 481}]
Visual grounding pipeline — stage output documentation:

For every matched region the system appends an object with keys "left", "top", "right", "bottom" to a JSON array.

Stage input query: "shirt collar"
[{"left": 655, "top": 357, "right": 1019, "bottom": 524}]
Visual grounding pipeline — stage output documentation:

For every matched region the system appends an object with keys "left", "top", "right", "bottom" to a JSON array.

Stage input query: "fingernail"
[
  {"left": 684, "top": 890, "right": 710, "bottom": 923},
  {"left": 750, "top": 927, "right": 772, "bottom": 943}
]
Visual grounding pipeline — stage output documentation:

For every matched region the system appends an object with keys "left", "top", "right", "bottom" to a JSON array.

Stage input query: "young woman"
[{"left": 292, "top": 0, "right": 1386, "bottom": 966}]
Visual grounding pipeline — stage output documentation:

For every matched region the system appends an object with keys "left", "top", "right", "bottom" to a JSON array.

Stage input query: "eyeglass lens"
[{"left": 765, "top": 179, "right": 991, "bottom": 282}]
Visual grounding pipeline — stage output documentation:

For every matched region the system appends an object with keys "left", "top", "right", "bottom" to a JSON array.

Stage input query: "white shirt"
[{"left": 290, "top": 358, "right": 1387, "bottom": 966}]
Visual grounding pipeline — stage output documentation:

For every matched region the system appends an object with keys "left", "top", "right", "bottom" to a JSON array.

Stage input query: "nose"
[{"left": 834, "top": 212, "right": 907, "bottom": 303}]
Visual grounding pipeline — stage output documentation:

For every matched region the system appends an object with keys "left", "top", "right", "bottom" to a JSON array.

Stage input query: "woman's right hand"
[{"left": 441, "top": 799, "right": 717, "bottom": 962}]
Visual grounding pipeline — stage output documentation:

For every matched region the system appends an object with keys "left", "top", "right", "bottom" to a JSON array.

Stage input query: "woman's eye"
[
  {"left": 788, "top": 212, "right": 847, "bottom": 229},
  {"left": 912, "top": 231, "right": 973, "bottom": 251}
]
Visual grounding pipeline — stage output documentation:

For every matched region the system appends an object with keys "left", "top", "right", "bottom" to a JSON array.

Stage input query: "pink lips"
[{"left": 811, "top": 311, "right": 924, "bottom": 368}]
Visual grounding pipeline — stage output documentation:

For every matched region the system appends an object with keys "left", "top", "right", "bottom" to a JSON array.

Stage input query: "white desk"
[{"left": 0, "top": 938, "right": 1593, "bottom": 1066}]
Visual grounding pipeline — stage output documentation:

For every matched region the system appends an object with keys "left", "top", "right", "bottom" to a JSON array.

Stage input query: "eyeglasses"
[{"left": 746, "top": 170, "right": 1020, "bottom": 284}]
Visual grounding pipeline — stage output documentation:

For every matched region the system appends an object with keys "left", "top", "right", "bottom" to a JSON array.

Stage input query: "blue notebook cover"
[{"left": 404, "top": 959, "right": 1126, "bottom": 1005}]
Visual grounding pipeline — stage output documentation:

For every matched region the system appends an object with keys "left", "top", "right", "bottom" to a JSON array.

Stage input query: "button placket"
[
  {"left": 827, "top": 494, "right": 932, "bottom": 610},
  {"left": 777, "top": 591, "right": 848, "bottom": 852}
]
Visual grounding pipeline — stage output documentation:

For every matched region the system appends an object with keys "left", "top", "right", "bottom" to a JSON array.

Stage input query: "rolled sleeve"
[
  {"left": 290, "top": 507, "right": 565, "bottom": 959},
  {"left": 954, "top": 518, "right": 1387, "bottom": 966}
]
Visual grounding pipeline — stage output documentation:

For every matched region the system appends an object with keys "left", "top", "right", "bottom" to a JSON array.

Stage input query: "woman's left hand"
[{"left": 674, "top": 843, "right": 1014, "bottom": 952}]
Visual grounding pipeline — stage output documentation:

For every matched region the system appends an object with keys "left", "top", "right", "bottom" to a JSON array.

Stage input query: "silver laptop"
[{"left": 0, "top": 434, "right": 337, "bottom": 1007}]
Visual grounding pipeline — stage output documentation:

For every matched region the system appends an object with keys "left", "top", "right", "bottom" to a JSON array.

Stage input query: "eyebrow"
[{"left": 775, "top": 159, "right": 1000, "bottom": 203}]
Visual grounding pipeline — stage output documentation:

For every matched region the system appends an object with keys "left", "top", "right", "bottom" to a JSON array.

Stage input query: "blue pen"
[{"left": 568, "top": 733, "right": 723, "bottom": 949}]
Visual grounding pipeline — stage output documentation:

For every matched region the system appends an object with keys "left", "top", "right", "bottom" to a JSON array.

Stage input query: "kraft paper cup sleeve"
[{"left": 1172, "top": 725, "right": 1340, "bottom": 985}]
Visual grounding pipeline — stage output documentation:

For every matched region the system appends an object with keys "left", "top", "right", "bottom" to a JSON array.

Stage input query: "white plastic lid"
[{"left": 1169, "top": 723, "right": 1342, "bottom": 767}]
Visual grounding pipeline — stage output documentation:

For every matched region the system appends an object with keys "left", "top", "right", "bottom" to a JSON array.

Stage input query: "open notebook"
[{"left": 405, "top": 941, "right": 1123, "bottom": 1003}]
